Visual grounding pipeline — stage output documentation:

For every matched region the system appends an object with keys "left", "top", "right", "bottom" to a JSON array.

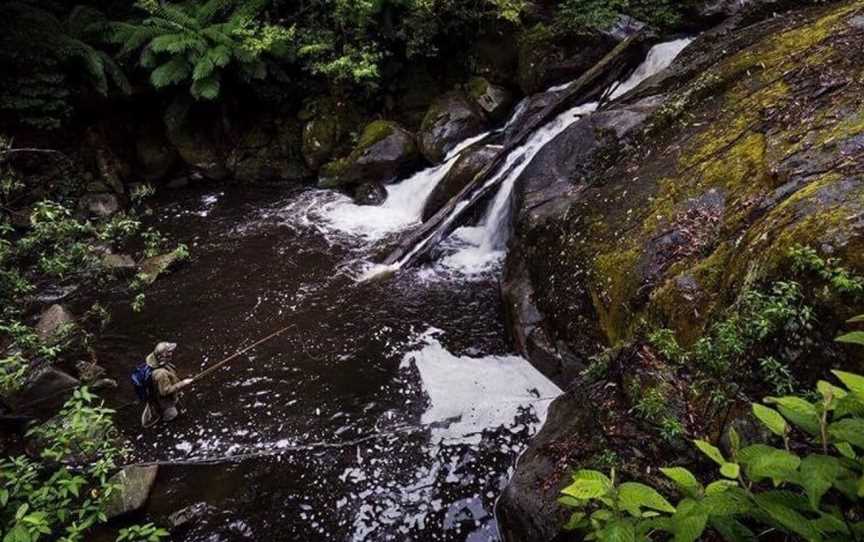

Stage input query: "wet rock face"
[
  {"left": 354, "top": 181, "right": 388, "bottom": 206},
  {"left": 35, "top": 304, "right": 75, "bottom": 341},
  {"left": 136, "top": 120, "right": 178, "bottom": 182},
  {"left": 319, "top": 121, "right": 420, "bottom": 188},
  {"left": 501, "top": 2, "right": 864, "bottom": 540},
  {"left": 80, "top": 193, "right": 120, "bottom": 218},
  {"left": 418, "top": 92, "right": 489, "bottom": 163},
  {"left": 466, "top": 77, "right": 515, "bottom": 123},
  {"left": 422, "top": 143, "right": 499, "bottom": 221},
  {"left": 105, "top": 466, "right": 159, "bottom": 519},
  {"left": 229, "top": 115, "right": 309, "bottom": 183}
]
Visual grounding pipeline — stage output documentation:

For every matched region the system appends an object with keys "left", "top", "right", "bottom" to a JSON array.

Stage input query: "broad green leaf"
[
  {"left": 752, "top": 403, "right": 789, "bottom": 437},
  {"left": 617, "top": 482, "right": 676, "bottom": 516},
  {"left": 858, "top": 473, "right": 864, "bottom": 498},
  {"left": 828, "top": 418, "right": 864, "bottom": 449},
  {"left": 835, "top": 442, "right": 857, "bottom": 460},
  {"left": 563, "top": 479, "right": 609, "bottom": 499},
  {"left": 660, "top": 467, "right": 702, "bottom": 497},
  {"left": 694, "top": 440, "right": 726, "bottom": 465},
  {"left": 812, "top": 510, "right": 850, "bottom": 535},
  {"left": 599, "top": 520, "right": 636, "bottom": 542},
  {"left": 836, "top": 331, "right": 864, "bottom": 346},
  {"left": 833, "top": 370, "right": 864, "bottom": 399},
  {"left": 765, "top": 396, "right": 821, "bottom": 435},
  {"left": 847, "top": 314, "right": 864, "bottom": 323},
  {"left": 702, "top": 489, "right": 750, "bottom": 516},
  {"left": 799, "top": 455, "right": 844, "bottom": 509},
  {"left": 563, "top": 511, "right": 586, "bottom": 531},
  {"left": 835, "top": 395, "right": 864, "bottom": 419},
  {"left": 745, "top": 448, "right": 801, "bottom": 482},
  {"left": 3, "top": 523, "right": 32, "bottom": 542},
  {"left": 710, "top": 517, "right": 756, "bottom": 542},
  {"left": 720, "top": 462, "right": 741, "bottom": 479},
  {"left": 557, "top": 495, "right": 583, "bottom": 508},
  {"left": 705, "top": 480, "right": 739, "bottom": 495},
  {"left": 753, "top": 491, "right": 824, "bottom": 541},
  {"left": 672, "top": 501, "right": 708, "bottom": 542}
]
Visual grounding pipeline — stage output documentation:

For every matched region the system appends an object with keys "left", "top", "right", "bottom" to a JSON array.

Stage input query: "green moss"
[
  {"left": 356, "top": 120, "right": 395, "bottom": 150},
  {"left": 591, "top": 247, "right": 641, "bottom": 344}
]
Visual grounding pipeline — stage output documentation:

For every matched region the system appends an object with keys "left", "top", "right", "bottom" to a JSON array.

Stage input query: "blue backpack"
[{"left": 131, "top": 363, "right": 154, "bottom": 402}]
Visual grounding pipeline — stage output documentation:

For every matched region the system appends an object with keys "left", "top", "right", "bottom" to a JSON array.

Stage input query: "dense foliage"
[
  {"left": 560, "top": 360, "right": 864, "bottom": 542},
  {"left": 0, "top": 0, "right": 699, "bottom": 130}
]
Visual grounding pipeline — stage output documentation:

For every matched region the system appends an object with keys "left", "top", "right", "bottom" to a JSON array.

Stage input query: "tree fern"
[{"left": 110, "top": 0, "right": 293, "bottom": 105}]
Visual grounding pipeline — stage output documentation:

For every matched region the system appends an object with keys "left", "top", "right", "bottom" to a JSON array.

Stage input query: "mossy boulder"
[
  {"left": 167, "top": 114, "right": 229, "bottom": 181},
  {"left": 302, "top": 114, "right": 342, "bottom": 171},
  {"left": 466, "top": 77, "right": 515, "bottom": 123},
  {"left": 417, "top": 92, "right": 489, "bottom": 164},
  {"left": 516, "top": 23, "right": 614, "bottom": 95},
  {"left": 318, "top": 121, "right": 420, "bottom": 188},
  {"left": 228, "top": 114, "right": 309, "bottom": 183},
  {"left": 422, "top": 143, "right": 500, "bottom": 221},
  {"left": 501, "top": 3, "right": 864, "bottom": 538}
]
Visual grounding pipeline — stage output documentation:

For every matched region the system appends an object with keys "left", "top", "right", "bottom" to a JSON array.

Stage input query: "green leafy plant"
[
  {"left": 116, "top": 523, "right": 170, "bottom": 542},
  {"left": 1, "top": 389, "right": 128, "bottom": 542},
  {"left": 561, "top": 335, "right": 864, "bottom": 541},
  {"left": 111, "top": 0, "right": 294, "bottom": 103},
  {"left": 0, "top": 2, "right": 129, "bottom": 129}
]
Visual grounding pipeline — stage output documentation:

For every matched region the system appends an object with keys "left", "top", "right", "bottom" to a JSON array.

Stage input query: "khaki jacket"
[{"left": 141, "top": 363, "right": 182, "bottom": 428}]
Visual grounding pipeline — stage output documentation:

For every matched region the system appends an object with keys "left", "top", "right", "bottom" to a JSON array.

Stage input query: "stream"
[{"left": 97, "top": 38, "right": 690, "bottom": 541}]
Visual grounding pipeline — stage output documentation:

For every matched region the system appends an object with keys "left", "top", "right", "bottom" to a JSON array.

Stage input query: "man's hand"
[{"left": 179, "top": 378, "right": 194, "bottom": 389}]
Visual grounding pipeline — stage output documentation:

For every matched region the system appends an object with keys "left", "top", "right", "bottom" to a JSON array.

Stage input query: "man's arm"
[{"left": 155, "top": 371, "right": 193, "bottom": 395}]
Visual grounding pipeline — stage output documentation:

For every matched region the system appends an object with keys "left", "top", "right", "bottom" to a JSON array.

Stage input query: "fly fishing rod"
[{"left": 187, "top": 324, "right": 296, "bottom": 385}]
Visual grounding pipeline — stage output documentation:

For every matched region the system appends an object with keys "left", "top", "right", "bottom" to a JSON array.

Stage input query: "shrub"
[{"left": 561, "top": 321, "right": 864, "bottom": 542}]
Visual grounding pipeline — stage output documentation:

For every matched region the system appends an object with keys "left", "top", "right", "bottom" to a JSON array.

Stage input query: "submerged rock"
[
  {"left": 418, "top": 92, "right": 488, "bottom": 163},
  {"left": 354, "top": 181, "right": 388, "bottom": 206},
  {"left": 105, "top": 465, "right": 159, "bottom": 519},
  {"left": 422, "top": 143, "right": 499, "bottom": 221},
  {"left": 139, "top": 247, "right": 188, "bottom": 285},
  {"left": 319, "top": 121, "right": 419, "bottom": 188}
]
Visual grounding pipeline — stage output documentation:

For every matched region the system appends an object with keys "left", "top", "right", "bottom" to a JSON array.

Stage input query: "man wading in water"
[{"left": 140, "top": 342, "right": 193, "bottom": 428}]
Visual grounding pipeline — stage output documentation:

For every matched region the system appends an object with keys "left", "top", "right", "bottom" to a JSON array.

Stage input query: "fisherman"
[{"left": 139, "top": 342, "right": 193, "bottom": 428}]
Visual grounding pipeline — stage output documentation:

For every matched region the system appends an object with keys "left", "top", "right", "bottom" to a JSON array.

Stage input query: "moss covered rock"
[
  {"left": 318, "top": 120, "right": 420, "bottom": 188},
  {"left": 466, "top": 77, "right": 515, "bottom": 123},
  {"left": 228, "top": 114, "right": 309, "bottom": 183},
  {"left": 422, "top": 143, "right": 500, "bottom": 221},
  {"left": 501, "top": 2, "right": 864, "bottom": 539},
  {"left": 417, "top": 91, "right": 489, "bottom": 164}
]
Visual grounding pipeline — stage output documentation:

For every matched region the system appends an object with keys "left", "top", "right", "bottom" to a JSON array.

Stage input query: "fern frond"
[
  {"left": 100, "top": 51, "right": 131, "bottom": 94},
  {"left": 66, "top": 5, "right": 109, "bottom": 40},
  {"left": 111, "top": 22, "right": 162, "bottom": 56},
  {"left": 192, "top": 45, "right": 231, "bottom": 80},
  {"left": 190, "top": 75, "right": 221, "bottom": 100},
  {"left": 150, "top": 32, "right": 207, "bottom": 55},
  {"left": 196, "top": 0, "right": 235, "bottom": 26},
  {"left": 147, "top": 4, "right": 198, "bottom": 31},
  {"left": 150, "top": 56, "right": 192, "bottom": 88},
  {"left": 229, "top": 0, "right": 268, "bottom": 24}
]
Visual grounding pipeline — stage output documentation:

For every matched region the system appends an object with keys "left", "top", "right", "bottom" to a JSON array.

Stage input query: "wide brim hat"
[{"left": 146, "top": 342, "right": 177, "bottom": 367}]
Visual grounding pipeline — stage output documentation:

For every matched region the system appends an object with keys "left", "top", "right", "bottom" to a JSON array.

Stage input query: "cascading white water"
[
  {"left": 439, "top": 37, "right": 693, "bottom": 276},
  {"left": 288, "top": 131, "right": 490, "bottom": 242}
]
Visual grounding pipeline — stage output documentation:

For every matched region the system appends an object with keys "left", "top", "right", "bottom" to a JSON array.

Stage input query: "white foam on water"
[{"left": 400, "top": 328, "right": 561, "bottom": 445}]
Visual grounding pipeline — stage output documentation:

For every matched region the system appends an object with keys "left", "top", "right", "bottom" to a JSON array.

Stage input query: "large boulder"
[
  {"left": 516, "top": 24, "right": 615, "bottom": 95},
  {"left": 5, "top": 367, "right": 79, "bottom": 412},
  {"left": 417, "top": 92, "right": 489, "bottom": 164},
  {"left": 167, "top": 114, "right": 229, "bottom": 181},
  {"left": 35, "top": 304, "right": 75, "bottom": 341},
  {"left": 422, "top": 143, "right": 500, "bottom": 221},
  {"left": 104, "top": 466, "right": 159, "bottom": 519},
  {"left": 501, "top": 3, "right": 864, "bottom": 539},
  {"left": 466, "top": 77, "right": 515, "bottom": 123},
  {"left": 80, "top": 193, "right": 120, "bottom": 218},
  {"left": 302, "top": 114, "right": 342, "bottom": 171},
  {"left": 136, "top": 120, "right": 179, "bottom": 182},
  {"left": 318, "top": 121, "right": 420, "bottom": 188},
  {"left": 228, "top": 115, "right": 309, "bottom": 183}
]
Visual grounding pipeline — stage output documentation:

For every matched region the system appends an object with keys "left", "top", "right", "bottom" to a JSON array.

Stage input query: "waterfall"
[
  {"left": 294, "top": 131, "right": 491, "bottom": 241},
  {"left": 439, "top": 37, "right": 693, "bottom": 275}
]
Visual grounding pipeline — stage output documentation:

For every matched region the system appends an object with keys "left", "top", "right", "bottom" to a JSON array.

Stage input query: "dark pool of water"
[{"left": 96, "top": 184, "right": 557, "bottom": 541}]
